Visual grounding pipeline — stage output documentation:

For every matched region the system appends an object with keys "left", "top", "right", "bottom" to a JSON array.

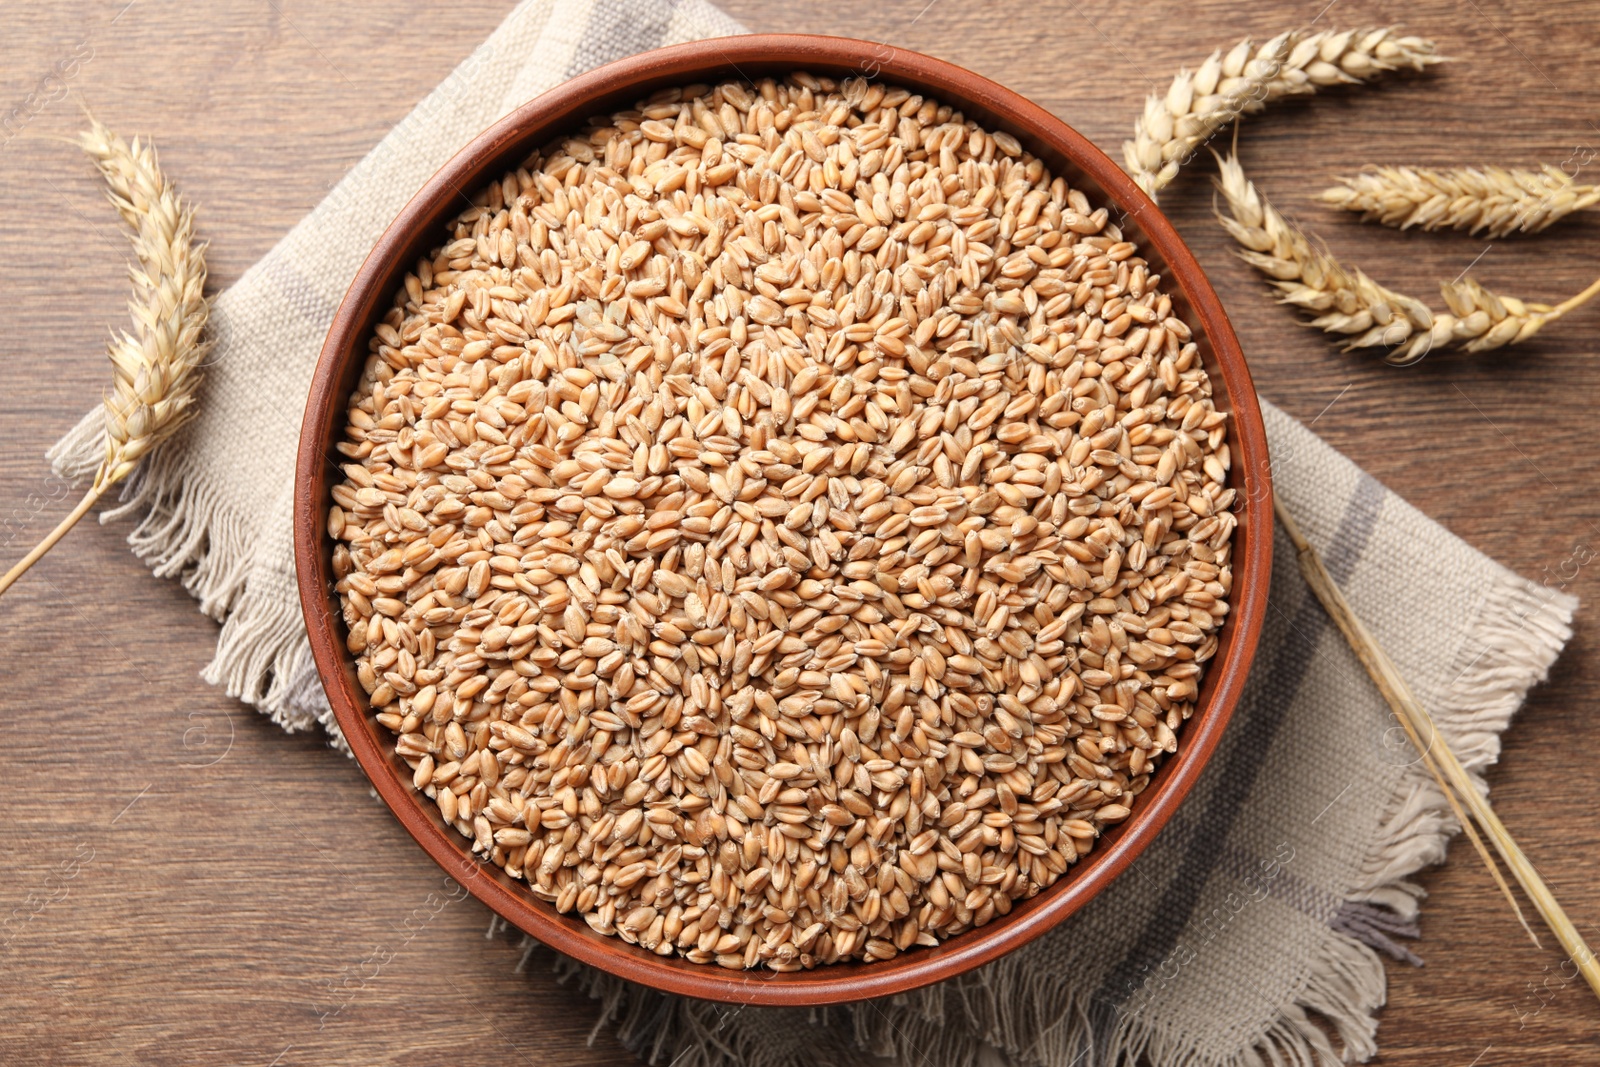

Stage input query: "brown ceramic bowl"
[{"left": 294, "top": 34, "right": 1272, "bottom": 1006}]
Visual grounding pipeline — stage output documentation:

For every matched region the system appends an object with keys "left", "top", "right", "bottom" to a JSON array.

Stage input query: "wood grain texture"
[{"left": 0, "top": 1, "right": 1595, "bottom": 1063}]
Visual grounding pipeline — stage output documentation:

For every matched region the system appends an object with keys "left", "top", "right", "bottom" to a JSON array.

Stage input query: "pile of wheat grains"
[{"left": 329, "top": 74, "right": 1236, "bottom": 971}]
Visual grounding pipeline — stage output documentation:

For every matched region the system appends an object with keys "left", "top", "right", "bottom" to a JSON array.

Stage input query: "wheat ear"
[
  {"left": 1126, "top": 28, "right": 1443, "bottom": 200},
  {"left": 1276, "top": 496, "right": 1600, "bottom": 1005},
  {"left": 1214, "top": 151, "right": 1600, "bottom": 364},
  {"left": 1371, "top": 266, "right": 1600, "bottom": 364},
  {"left": 1432, "top": 274, "right": 1600, "bottom": 351},
  {"left": 1320, "top": 165, "right": 1600, "bottom": 238},
  {"left": 1212, "top": 151, "right": 1434, "bottom": 350},
  {"left": 0, "top": 121, "right": 209, "bottom": 599}
]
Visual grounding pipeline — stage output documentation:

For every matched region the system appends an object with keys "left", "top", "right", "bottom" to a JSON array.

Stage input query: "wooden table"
[{"left": 2, "top": 1, "right": 1595, "bottom": 1062}]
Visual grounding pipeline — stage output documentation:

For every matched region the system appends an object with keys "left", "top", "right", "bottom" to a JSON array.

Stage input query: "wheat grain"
[
  {"left": 0, "top": 121, "right": 210, "bottom": 599},
  {"left": 1319, "top": 165, "right": 1600, "bottom": 238},
  {"left": 1125, "top": 28, "right": 1443, "bottom": 200},
  {"left": 333, "top": 75, "right": 1238, "bottom": 971}
]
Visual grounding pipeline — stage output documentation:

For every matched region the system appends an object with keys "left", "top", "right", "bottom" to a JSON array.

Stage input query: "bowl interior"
[{"left": 295, "top": 34, "right": 1272, "bottom": 1006}]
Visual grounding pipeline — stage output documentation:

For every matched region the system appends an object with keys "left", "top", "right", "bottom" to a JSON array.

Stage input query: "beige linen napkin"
[{"left": 49, "top": 2, "right": 1577, "bottom": 1064}]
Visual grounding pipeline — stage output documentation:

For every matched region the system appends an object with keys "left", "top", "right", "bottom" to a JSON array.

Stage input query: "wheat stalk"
[
  {"left": 0, "top": 121, "right": 209, "bottom": 600},
  {"left": 1125, "top": 28, "right": 1443, "bottom": 200},
  {"left": 1275, "top": 496, "right": 1600, "bottom": 1005},
  {"left": 1320, "top": 165, "right": 1600, "bottom": 238},
  {"left": 1214, "top": 151, "right": 1600, "bottom": 364}
]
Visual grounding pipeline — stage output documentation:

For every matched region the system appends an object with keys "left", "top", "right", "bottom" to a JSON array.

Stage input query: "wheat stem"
[
  {"left": 1547, "top": 274, "right": 1600, "bottom": 319},
  {"left": 1415, "top": 723, "right": 1544, "bottom": 949},
  {"left": 1282, "top": 495, "right": 1536, "bottom": 946},
  {"left": 0, "top": 488, "right": 105, "bottom": 598},
  {"left": 1275, "top": 496, "right": 1600, "bottom": 1001}
]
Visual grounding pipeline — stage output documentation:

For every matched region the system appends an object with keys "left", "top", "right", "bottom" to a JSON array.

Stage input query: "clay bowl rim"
[{"left": 294, "top": 33, "right": 1273, "bottom": 1007}]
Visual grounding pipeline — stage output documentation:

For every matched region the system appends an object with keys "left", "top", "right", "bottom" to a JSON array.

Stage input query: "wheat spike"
[
  {"left": 79, "top": 120, "right": 211, "bottom": 488},
  {"left": 1212, "top": 151, "right": 1433, "bottom": 350},
  {"left": 1215, "top": 151, "right": 1600, "bottom": 365},
  {"left": 1320, "top": 165, "right": 1600, "bottom": 238},
  {"left": 1390, "top": 268, "right": 1600, "bottom": 364},
  {"left": 1125, "top": 28, "right": 1443, "bottom": 200},
  {"left": 0, "top": 121, "right": 210, "bottom": 599}
]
